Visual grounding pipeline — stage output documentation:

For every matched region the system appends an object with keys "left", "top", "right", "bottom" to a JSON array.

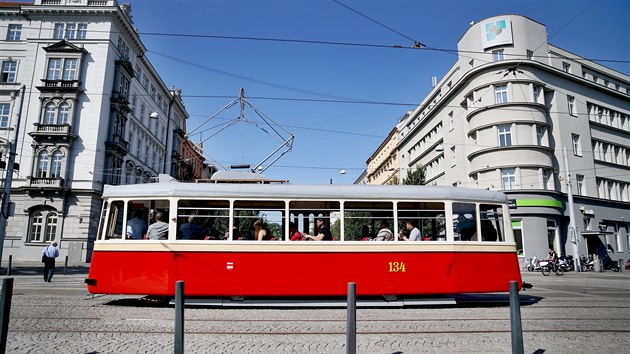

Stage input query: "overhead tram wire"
[
  {"left": 147, "top": 50, "right": 371, "bottom": 103},
  {"left": 1, "top": 23, "right": 628, "bottom": 64}
]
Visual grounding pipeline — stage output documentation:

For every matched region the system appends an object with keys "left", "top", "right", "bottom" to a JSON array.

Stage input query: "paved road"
[{"left": 1, "top": 264, "right": 629, "bottom": 353}]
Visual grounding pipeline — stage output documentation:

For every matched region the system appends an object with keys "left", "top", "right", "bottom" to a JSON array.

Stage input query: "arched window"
[
  {"left": 30, "top": 212, "right": 44, "bottom": 242},
  {"left": 37, "top": 151, "right": 49, "bottom": 178},
  {"left": 44, "top": 103, "right": 56, "bottom": 125},
  {"left": 51, "top": 151, "right": 63, "bottom": 178},
  {"left": 58, "top": 103, "right": 70, "bottom": 124},
  {"left": 45, "top": 213, "right": 58, "bottom": 242}
]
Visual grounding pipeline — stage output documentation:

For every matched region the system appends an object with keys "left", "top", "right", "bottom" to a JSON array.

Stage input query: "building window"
[
  {"left": 58, "top": 103, "right": 70, "bottom": 124},
  {"left": 562, "top": 62, "right": 571, "bottom": 73},
  {"left": 36, "top": 151, "right": 49, "bottom": 178},
  {"left": 62, "top": 59, "right": 78, "bottom": 80},
  {"left": 542, "top": 169, "right": 550, "bottom": 190},
  {"left": 54, "top": 23, "right": 84, "bottom": 40},
  {"left": 567, "top": 96, "right": 576, "bottom": 116},
  {"left": 46, "top": 58, "right": 78, "bottom": 81},
  {"left": 7, "top": 24, "right": 22, "bottom": 41},
  {"left": 498, "top": 124, "right": 512, "bottom": 147},
  {"left": 536, "top": 126, "right": 545, "bottom": 146},
  {"left": 495, "top": 84, "right": 508, "bottom": 104},
  {"left": 526, "top": 50, "right": 533, "bottom": 60},
  {"left": 30, "top": 212, "right": 44, "bottom": 242},
  {"left": 492, "top": 49, "right": 504, "bottom": 61},
  {"left": 449, "top": 111, "right": 454, "bottom": 131},
  {"left": 51, "top": 151, "right": 63, "bottom": 178},
  {"left": 501, "top": 168, "right": 516, "bottom": 190},
  {"left": 1, "top": 60, "right": 17, "bottom": 83},
  {"left": 572, "top": 134, "right": 582, "bottom": 156},
  {"left": 576, "top": 174, "right": 585, "bottom": 196},
  {"left": 44, "top": 103, "right": 56, "bottom": 124},
  {"left": 0, "top": 103, "right": 9, "bottom": 128},
  {"left": 28, "top": 210, "right": 58, "bottom": 243}
]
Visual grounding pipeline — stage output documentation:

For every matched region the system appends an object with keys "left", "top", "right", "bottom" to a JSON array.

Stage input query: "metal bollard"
[
  {"left": 1, "top": 277, "right": 14, "bottom": 354},
  {"left": 509, "top": 280, "right": 524, "bottom": 354},
  {"left": 64, "top": 255, "right": 68, "bottom": 275},
  {"left": 7, "top": 255, "right": 11, "bottom": 276},
  {"left": 175, "top": 280, "right": 184, "bottom": 354},
  {"left": 346, "top": 282, "right": 356, "bottom": 354}
]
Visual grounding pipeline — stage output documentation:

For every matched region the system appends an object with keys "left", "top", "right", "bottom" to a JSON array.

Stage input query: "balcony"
[
  {"left": 105, "top": 134, "right": 129, "bottom": 155},
  {"left": 23, "top": 176, "right": 68, "bottom": 196},
  {"left": 29, "top": 177, "right": 65, "bottom": 188},
  {"left": 29, "top": 123, "right": 77, "bottom": 143},
  {"left": 36, "top": 79, "right": 82, "bottom": 94}
]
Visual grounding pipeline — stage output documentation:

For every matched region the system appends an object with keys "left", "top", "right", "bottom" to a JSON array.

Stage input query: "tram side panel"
[{"left": 87, "top": 246, "right": 521, "bottom": 296}]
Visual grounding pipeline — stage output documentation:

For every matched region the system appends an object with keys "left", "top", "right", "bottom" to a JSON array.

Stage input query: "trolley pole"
[
  {"left": 563, "top": 147, "right": 581, "bottom": 272},
  {"left": 0, "top": 85, "right": 26, "bottom": 265}
]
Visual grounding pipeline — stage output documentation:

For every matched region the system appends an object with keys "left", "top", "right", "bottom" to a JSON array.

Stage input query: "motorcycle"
[
  {"left": 601, "top": 255, "right": 620, "bottom": 272},
  {"left": 558, "top": 255, "right": 573, "bottom": 272},
  {"left": 580, "top": 255, "right": 594, "bottom": 271},
  {"left": 527, "top": 256, "right": 543, "bottom": 272}
]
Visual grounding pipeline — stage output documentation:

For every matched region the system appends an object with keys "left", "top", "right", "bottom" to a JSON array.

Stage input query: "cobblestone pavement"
[{"left": 1, "top": 264, "right": 629, "bottom": 353}]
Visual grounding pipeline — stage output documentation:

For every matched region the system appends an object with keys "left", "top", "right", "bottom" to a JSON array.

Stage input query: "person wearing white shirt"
[
  {"left": 42, "top": 241, "right": 60, "bottom": 282},
  {"left": 401, "top": 220, "right": 422, "bottom": 241}
]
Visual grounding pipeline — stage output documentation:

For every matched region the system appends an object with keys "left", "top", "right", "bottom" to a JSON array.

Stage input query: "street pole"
[
  {"left": 0, "top": 85, "right": 26, "bottom": 264},
  {"left": 563, "top": 146, "right": 581, "bottom": 272}
]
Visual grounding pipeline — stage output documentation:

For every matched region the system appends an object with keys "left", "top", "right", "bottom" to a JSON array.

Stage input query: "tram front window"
[{"left": 104, "top": 201, "right": 124, "bottom": 240}]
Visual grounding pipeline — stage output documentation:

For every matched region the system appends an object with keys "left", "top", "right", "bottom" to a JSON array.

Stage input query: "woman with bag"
[{"left": 42, "top": 241, "right": 60, "bottom": 282}]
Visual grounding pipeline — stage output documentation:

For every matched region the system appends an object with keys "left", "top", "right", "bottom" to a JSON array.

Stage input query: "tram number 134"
[{"left": 388, "top": 262, "right": 407, "bottom": 273}]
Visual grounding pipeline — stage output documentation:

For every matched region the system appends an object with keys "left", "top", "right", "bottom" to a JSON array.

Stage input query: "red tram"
[{"left": 86, "top": 175, "right": 522, "bottom": 300}]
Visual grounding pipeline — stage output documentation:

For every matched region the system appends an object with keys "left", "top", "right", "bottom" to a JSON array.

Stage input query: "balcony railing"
[
  {"left": 34, "top": 124, "right": 72, "bottom": 134},
  {"left": 29, "top": 177, "right": 64, "bottom": 188}
]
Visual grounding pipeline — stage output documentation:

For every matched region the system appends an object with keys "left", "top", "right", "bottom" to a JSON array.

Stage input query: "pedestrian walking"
[{"left": 42, "top": 241, "right": 60, "bottom": 282}]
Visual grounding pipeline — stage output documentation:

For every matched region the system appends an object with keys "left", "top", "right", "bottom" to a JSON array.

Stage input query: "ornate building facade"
[{"left": 0, "top": 0, "right": 194, "bottom": 261}]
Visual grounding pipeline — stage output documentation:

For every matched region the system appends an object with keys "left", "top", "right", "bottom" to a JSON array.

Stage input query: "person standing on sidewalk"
[{"left": 42, "top": 241, "right": 60, "bottom": 282}]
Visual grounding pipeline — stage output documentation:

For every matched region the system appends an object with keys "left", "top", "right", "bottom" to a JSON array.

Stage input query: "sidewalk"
[{"left": 1, "top": 260, "right": 90, "bottom": 276}]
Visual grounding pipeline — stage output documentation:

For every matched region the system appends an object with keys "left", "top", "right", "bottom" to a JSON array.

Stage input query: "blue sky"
[{"left": 126, "top": 0, "right": 630, "bottom": 184}]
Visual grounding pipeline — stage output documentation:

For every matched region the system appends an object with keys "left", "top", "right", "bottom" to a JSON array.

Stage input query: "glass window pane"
[
  {"left": 105, "top": 201, "right": 124, "bottom": 239},
  {"left": 289, "top": 200, "right": 340, "bottom": 241},
  {"left": 397, "top": 201, "right": 445, "bottom": 241},
  {"left": 479, "top": 204, "right": 504, "bottom": 242},
  {"left": 343, "top": 201, "right": 394, "bottom": 241},
  {"left": 177, "top": 199, "right": 229, "bottom": 240},
  {"left": 453, "top": 202, "right": 477, "bottom": 241}
]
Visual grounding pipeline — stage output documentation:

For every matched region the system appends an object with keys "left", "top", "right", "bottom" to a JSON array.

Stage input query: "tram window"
[
  {"left": 104, "top": 200, "right": 124, "bottom": 240},
  {"left": 289, "top": 201, "right": 340, "bottom": 241},
  {"left": 178, "top": 200, "right": 229, "bottom": 240},
  {"left": 453, "top": 203, "right": 478, "bottom": 241},
  {"left": 397, "top": 202, "right": 445, "bottom": 241},
  {"left": 343, "top": 201, "right": 394, "bottom": 241},
  {"left": 480, "top": 204, "right": 504, "bottom": 242},
  {"left": 97, "top": 202, "right": 108, "bottom": 241},
  {"left": 126, "top": 200, "right": 170, "bottom": 240},
  {"left": 234, "top": 200, "right": 285, "bottom": 241}
]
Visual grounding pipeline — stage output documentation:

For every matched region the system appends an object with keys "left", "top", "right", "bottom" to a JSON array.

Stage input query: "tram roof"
[{"left": 103, "top": 176, "right": 509, "bottom": 203}]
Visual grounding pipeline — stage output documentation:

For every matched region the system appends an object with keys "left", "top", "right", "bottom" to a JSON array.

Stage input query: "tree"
[{"left": 402, "top": 165, "right": 426, "bottom": 185}]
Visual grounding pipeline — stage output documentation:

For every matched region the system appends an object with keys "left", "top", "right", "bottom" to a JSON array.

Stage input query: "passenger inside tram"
[
  {"left": 303, "top": 218, "right": 333, "bottom": 241},
  {"left": 147, "top": 212, "right": 169, "bottom": 240},
  {"left": 289, "top": 222, "right": 303, "bottom": 241},
  {"left": 401, "top": 220, "right": 422, "bottom": 241},
  {"left": 374, "top": 221, "right": 393, "bottom": 241},
  {"left": 179, "top": 216, "right": 208, "bottom": 240}
]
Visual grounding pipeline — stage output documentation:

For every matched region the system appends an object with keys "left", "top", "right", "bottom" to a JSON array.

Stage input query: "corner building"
[
  {"left": 395, "top": 15, "right": 630, "bottom": 266},
  {"left": 0, "top": 0, "right": 193, "bottom": 262}
]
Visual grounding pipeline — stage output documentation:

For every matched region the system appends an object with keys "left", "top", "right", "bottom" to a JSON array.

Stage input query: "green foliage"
[{"left": 402, "top": 165, "right": 426, "bottom": 185}]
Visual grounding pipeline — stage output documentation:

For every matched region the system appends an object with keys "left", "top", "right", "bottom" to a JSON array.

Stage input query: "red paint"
[{"left": 87, "top": 250, "right": 522, "bottom": 297}]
